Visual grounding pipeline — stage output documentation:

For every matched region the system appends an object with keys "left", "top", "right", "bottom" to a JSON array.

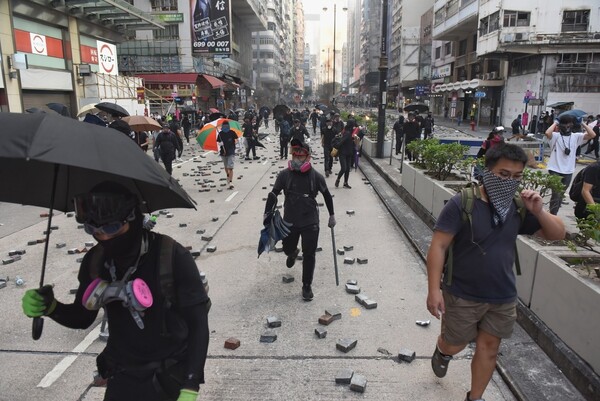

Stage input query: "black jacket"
[
  {"left": 291, "top": 125, "right": 310, "bottom": 142},
  {"left": 155, "top": 130, "right": 179, "bottom": 159}
]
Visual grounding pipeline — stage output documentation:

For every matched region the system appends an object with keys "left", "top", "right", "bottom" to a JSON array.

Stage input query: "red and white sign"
[
  {"left": 30, "top": 33, "right": 47, "bottom": 56},
  {"left": 97, "top": 40, "right": 118, "bottom": 76}
]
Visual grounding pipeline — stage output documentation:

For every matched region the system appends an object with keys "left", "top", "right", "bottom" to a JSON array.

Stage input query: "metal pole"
[
  {"left": 476, "top": 96, "right": 481, "bottom": 130},
  {"left": 333, "top": 3, "right": 336, "bottom": 104},
  {"left": 376, "top": 0, "right": 389, "bottom": 158}
]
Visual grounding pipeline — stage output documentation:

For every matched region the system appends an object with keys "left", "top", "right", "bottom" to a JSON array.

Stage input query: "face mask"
[
  {"left": 222, "top": 126, "right": 230, "bottom": 133},
  {"left": 559, "top": 124, "right": 572, "bottom": 136},
  {"left": 96, "top": 212, "right": 143, "bottom": 261},
  {"left": 288, "top": 154, "right": 311, "bottom": 172},
  {"left": 482, "top": 169, "right": 520, "bottom": 226},
  {"left": 327, "top": 124, "right": 332, "bottom": 129}
]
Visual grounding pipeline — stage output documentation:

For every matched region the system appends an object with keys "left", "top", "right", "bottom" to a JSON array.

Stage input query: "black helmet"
[{"left": 73, "top": 182, "right": 137, "bottom": 226}]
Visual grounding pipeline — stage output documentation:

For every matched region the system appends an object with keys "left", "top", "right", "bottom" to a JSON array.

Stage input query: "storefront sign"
[
  {"left": 97, "top": 41, "right": 118, "bottom": 76},
  {"left": 155, "top": 13, "right": 184, "bottom": 23},
  {"left": 432, "top": 64, "right": 452, "bottom": 79},
  {"left": 191, "top": 0, "right": 231, "bottom": 55},
  {"left": 30, "top": 33, "right": 47, "bottom": 56}
]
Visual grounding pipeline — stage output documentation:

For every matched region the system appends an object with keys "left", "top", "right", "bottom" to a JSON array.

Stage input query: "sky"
[{"left": 303, "top": 0, "right": 348, "bottom": 83}]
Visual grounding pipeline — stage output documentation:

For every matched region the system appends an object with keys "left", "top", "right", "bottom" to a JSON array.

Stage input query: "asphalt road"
[{"left": 0, "top": 123, "right": 516, "bottom": 401}]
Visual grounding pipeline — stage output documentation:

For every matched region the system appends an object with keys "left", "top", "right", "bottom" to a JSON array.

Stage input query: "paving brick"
[
  {"left": 36, "top": 238, "right": 46, "bottom": 243},
  {"left": 196, "top": 229, "right": 206, "bottom": 234},
  {"left": 212, "top": 217, "right": 219, "bottom": 222},
  {"left": 316, "top": 246, "right": 322, "bottom": 252},
  {"left": 355, "top": 294, "right": 369, "bottom": 306},
  {"left": 274, "top": 245, "right": 284, "bottom": 253},
  {"left": 345, "top": 284, "right": 360, "bottom": 294},
  {"left": 166, "top": 213, "right": 174, "bottom": 218},
  {"left": 314, "top": 327, "right": 327, "bottom": 339},
  {"left": 343, "top": 257, "right": 355, "bottom": 265},
  {"left": 336, "top": 248, "right": 345, "bottom": 255},
  {"left": 398, "top": 348, "right": 416, "bottom": 363},
  {"left": 416, "top": 319, "right": 431, "bottom": 327},
  {"left": 66, "top": 212, "right": 74, "bottom": 217},
  {"left": 343, "top": 245, "right": 354, "bottom": 251},
  {"left": 282, "top": 274, "right": 294, "bottom": 283},
  {"left": 206, "top": 246, "right": 217, "bottom": 253},
  {"left": 224, "top": 337, "right": 241, "bottom": 350},
  {"left": 68, "top": 248, "right": 79, "bottom": 255},
  {"left": 56, "top": 243, "right": 67, "bottom": 249},
  {"left": 76, "top": 257, "right": 84, "bottom": 263},
  {"left": 159, "top": 210, "right": 169, "bottom": 215},
  {"left": 318, "top": 314, "right": 336, "bottom": 325},
  {"left": 259, "top": 331, "right": 277, "bottom": 343},
  {"left": 231, "top": 210, "right": 238, "bottom": 215},
  {"left": 349, "top": 374, "right": 367, "bottom": 392},
  {"left": 77, "top": 224, "right": 84, "bottom": 229},
  {"left": 2, "top": 258, "right": 14, "bottom": 265},
  {"left": 50, "top": 225, "right": 59, "bottom": 230},
  {"left": 346, "top": 210, "right": 355, "bottom": 215},
  {"left": 363, "top": 299, "right": 378, "bottom": 309},
  {"left": 336, "top": 338, "right": 358, "bottom": 353},
  {"left": 266, "top": 316, "right": 282, "bottom": 328},
  {"left": 190, "top": 250, "right": 201, "bottom": 257},
  {"left": 346, "top": 279, "right": 357, "bottom": 286},
  {"left": 357, "top": 258, "right": 369, "bottom": 265},
  {"left": 27, "top": 240, "right": 38, "bottom": 246},
  {"left": 10, "top": 255, "right": 21, "bottom": 262},
  {"left": 179, "top": 223, "right": 188, "bottom": 227},
  {"left": 335, "top": 369, "right": 354, "bottom": 384},
  {"left": 201, "top": 235, "right": 213, "bottom": 241},
  {"left": 8, "top": 250, "right": 26, "bottom": 256},
  {"left": 325, "top": 308, "right": 342, "bottom": 321},
  {"left": 85, "top": 242, "right": 95, "bottom": 247}
]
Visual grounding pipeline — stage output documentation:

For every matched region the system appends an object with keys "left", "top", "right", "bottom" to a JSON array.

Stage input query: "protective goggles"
[
  {"left": 83, "top": 214, "right": 133, "bottom": 236},
  {"left": 73, "top": 192, "right": 137, "bottom": 226},
  {"left": 291, "top": 146, "right": 310, "bottom": 157}
]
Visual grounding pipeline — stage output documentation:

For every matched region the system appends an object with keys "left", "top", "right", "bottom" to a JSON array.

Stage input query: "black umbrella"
[
  {"left": 315, "top": 103, "right": 328, "bottom": 111},
  {"left": 26, "top": 107, "right": 46, "bottom": 114},
  {"left": 83, "top": 113, "right": 107, "bottom": 126},
  {"left": 108, "top": 119, "right": 133, "bottom": 137},
  {"left": 0, "top": 112, "right": 196, "bottom": 339},
  {"left": 95, "top": 102, "right": 130, "bottom": 117},
  {"left": 273, "top": 104, "right": 290, "bottom": 119},
  {"left": 404, "top": 103, "right": 429, "bottom": 113},
  {"left": 46, "top": 102, "right": 70, "bottom": 117},
  {"left": 259, "top": 106, "right": 271, "bottom": 116},
  {"left": 258, "top": 196, "right": 292, "bottom": 257},
  {"left": 208, "top": 112, "right": 226, "bottom": 121}
]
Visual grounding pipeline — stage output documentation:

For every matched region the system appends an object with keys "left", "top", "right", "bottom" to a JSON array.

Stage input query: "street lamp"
[
  {"left": 322, "top": 48, "right": 331, "bottom": 100},
  {"left": 323, "top": 3, "right": 347, "bottom": 105}
]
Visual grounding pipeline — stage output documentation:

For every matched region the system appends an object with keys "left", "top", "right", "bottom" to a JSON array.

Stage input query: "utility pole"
[{"left": 376, "top": 0, "right": 389, "bottom": 158}]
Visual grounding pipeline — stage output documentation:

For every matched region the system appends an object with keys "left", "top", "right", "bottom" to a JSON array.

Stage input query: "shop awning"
[
  {"left": 136, "top": 73, "right": 200, "bottom": 84},
  {"left": 64, "top": 0, "right": 164, "bottom": 30},
  {"left": 200, "top": 74, "right": 226, "bottom": 89},
  {"left": 547, "top": 101, "right": 574, "bottom": 108}
]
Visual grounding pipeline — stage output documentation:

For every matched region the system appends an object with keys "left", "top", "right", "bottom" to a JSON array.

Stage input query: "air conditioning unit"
[
  {"left": 490, "top": 71, "right": 498, "bottom": 79},
  {"left": 503, "top": 33, "right": 515, "bottom": 42},
  {"left": 515, "top": 32, "right": 529, "bottom": 41}
]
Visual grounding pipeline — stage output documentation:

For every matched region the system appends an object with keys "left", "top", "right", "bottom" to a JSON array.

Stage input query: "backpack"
[
  {"left": 444, "top": 185, "right": 526, "bottom": 286},
  {"left": 569, "top": 167, "right": 588, "bottom": 202},
  {"left": 331, "top": 134, "right": 343, "bottom": 149},
  {"left": 280, "top": 120, "right": 291, "bottom": 137},
  {"left": 88, "top": 234, "right": 210, "bottom": 337}
]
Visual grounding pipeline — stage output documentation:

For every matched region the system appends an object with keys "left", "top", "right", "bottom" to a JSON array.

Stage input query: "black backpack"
[{"left": 569, "top": 167, "right": 588, "bottom": 202}]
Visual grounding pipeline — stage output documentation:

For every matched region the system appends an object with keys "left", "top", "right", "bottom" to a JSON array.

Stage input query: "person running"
[
  {"left": 334, "top": 119, "right": 358, "bottom": 189},
  {"left": 426, "top": 144, "right": 565, "bottom": 401},
  {"left": 217, "top": 121, "right": 238, "bottom": 189},
  {"left": 263, "top": 139, "right": 336, "bottom": 301},
  {"left": 22, "top": 181, "right": 210, "bottom": 401},
  {"left": 154, "top": 124, "right": 179, "bottom": 175}
]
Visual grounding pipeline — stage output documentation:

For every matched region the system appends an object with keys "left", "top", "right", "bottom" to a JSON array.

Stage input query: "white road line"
[
  {"left": 37, "top": 324, "right": 101, "bottom": 388},
  {"left": 262, "top": 159, "right": 268, "bottom": 165},
  {"left": 225, "top": 191, "right": 238, "bottom": 202}
]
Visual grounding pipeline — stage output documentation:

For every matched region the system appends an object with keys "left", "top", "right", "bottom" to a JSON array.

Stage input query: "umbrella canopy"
[
  {"left": 558, "top": 109, "right": 588, "bottom": 123},
  {"left": 208, "top": 107, "right": 220, "bottom": 114},
  {"left": 26, "top": 107, "right": 46, "bottom": 114},
  {"left": 273, "top": 104, "right": 290, "bottom": 119},
  {"left": 258, "top": 207, "right": 292, "bottom": 257},
  {"left": 83, "top": 113, "right": 106, "bottom": 126},
  {"left": 208, "top": 112, "right": 226, "bottom": 121},
  {"left": 0, "top": 112, "right": 195, "bottom": 213},
  {"left": 95, "top": 102, "right": 130, "bottom": 117},
  {"left": 77, "top": 104, "right": 99, "bottom": 117},
  {"left": 46, "top": 102, "right": 70, "bottom": 117},
  {"left": 196, "top": 118, "right": 242, "bottom": 151},
  {"left": 404, "top": 103, "right": 429, "bottom": 113},
  {"left": 315, "top": 103, "right": 328, "bottom": 111},
  {"left": 259, "top": 106, "right": 271, "bottom": 116},
  {"left": 108, "top": 119, "right": 133, "bottom": 137},
  {"left": 122, "top": 115, "right": 162, "bottom": 132}
]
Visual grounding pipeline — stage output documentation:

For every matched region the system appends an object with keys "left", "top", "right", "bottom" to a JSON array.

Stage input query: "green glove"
[
  {"left": 22, "top": 285, "right": 57, "bottom": 318},
  {"left": 177, "top": 389, "right": 198, "bottom": 401}
]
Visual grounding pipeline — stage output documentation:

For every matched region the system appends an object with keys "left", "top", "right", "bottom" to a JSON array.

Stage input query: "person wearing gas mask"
[
  {"left": 544, "top": 114, "right": 596, "bottom": 215},
  {"left": 21, "top": 182, "right": 210, "bottom": 401},
  {"left": 263, "top": 139, "right": 335, "bottom": 301},
  {"left": 426, "top": 144, "right": 565, "bottom": 401}
]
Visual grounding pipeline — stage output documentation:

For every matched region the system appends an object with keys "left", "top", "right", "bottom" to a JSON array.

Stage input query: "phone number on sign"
[{"left": 193, "top": 41, "right": 230, "bottom": 48}]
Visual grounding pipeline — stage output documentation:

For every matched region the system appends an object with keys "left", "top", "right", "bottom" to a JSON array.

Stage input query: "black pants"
[
  {"left": 323, "top": 145, "right": 333, "bottom": 173},
  {"left": 280, "top": 137, "right": 290, "bottom": 158},
  {"left": 336, "top": 154, "right": 352, "bottom": 184},
  {"left": 103, "top": 361, "right": 184, "bottom": 401},
  {"left": 585, "top": 136, "right": 599, "bottom": 158},
  {"left": 548, "top": 170, "right": 572, "bottom": 215},
  {"left": 161, "top": 156, "right": 173, "bottom": 175},
  {"left": 395, "top": 133, "right": 403, "bottom": 154},
  {"left": 245, "top": 139, "right": 256, "bottom": 158},
  {"left": 405, "top": 138, "right": 417, "bottom": 161},
  {"left": 282, "top": 224, "right": 319, "bottom": 286}
]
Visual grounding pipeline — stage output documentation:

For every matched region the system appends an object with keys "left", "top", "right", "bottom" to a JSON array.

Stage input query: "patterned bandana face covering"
[{"left": 482, "top": 169, "right": 520, "bottom": 226}]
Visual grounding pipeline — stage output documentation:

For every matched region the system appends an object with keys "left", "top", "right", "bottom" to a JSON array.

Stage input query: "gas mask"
[
  {"left": 559, "top": 124, "right": 572, "bottom": 136},
  {"left": 288, "top": 146, "right": 312, "bottom": 173}
]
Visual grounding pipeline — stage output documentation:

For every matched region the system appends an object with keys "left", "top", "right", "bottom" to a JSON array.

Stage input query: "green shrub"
[
  {"left": 568, "top": 204, "right": 600, "bottom": 259},
  {"left": 406, "top": 139, "right": 468, "bottom": 180},
  {"left": 519, "top": 169, "right": 565, "bottom": 201}
]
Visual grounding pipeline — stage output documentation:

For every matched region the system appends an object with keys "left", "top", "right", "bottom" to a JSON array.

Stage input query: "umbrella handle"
[{"left": 32, "top": 317, "right": 44, "bottom": 340}]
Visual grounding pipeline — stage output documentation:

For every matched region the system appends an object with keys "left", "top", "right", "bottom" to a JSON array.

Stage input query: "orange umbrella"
[
  {"left": 122, "top": 116, "right": 162, "bottom": 131},
  {"left": 195, "top": 118, "right": 242, "bottom": 151}
]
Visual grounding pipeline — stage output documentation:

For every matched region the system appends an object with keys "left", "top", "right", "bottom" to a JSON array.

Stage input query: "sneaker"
[
  {"left": 244, "top": 157, "right": 251, "bottom": 160},
  {"left": 229, "top": 184, "right": 234, "bottom": 189},
  {"left": 431, "top": 345, "right": 453, "bottom": 378},
  {"left": 253, "top": 156, "right": 260, "bottom": 160},
  {"left": 286, "top": 248, "right": 300, "bottom": 268},
  {"left": 343, "top": 183, "right": 352, "bottom": 189},
  {"left": 325, "top": 171, "right": 330, "bottom": 177},
  {"left": 335, "top": 179, "right": 340, "bottom": 188},
  {"left": 302, "top": 284, "right": 314, "bottom": 301},
  {"left": 464, "top": 391, "right": 485, "bottom": 401}
]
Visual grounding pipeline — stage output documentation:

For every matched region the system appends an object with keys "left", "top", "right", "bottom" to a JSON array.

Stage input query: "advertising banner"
[
  {"left": 191, "top": 0, "right": 231, "bottom": 55},
  {"left": 97, "top": 41, "right": 118, "bottom": 76}
]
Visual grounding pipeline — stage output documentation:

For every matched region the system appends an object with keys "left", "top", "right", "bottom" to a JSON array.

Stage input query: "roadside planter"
[
  {"left": 530, "top": 250, "right": 600, "bottom": 375},
  {"left": 401, "top": 161, "right": 417, "bottom": 197},
  {"left": 362, "top": 137, "right": 392, "bottom": 158}
]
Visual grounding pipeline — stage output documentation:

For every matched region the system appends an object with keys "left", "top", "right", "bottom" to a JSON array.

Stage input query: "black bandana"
[{"left": 482, "top": 170, "right": 520, "bottom": 226}]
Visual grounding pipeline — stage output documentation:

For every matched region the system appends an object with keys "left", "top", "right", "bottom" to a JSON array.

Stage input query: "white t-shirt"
[{"left": 547, "top": 132, "right": 586, "bottom": 174}]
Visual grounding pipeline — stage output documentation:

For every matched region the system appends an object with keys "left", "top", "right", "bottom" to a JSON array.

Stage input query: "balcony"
[
  {"left": 433, "top": 0, "right": 478, "bottom": 41},
  {"left": 454, "top": 51, "right": 477, "bottom": 68}
]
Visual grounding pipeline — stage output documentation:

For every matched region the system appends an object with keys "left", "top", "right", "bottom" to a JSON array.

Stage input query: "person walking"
[
  {"left": 321, "top": 117, "right": 337, "bottom": 177},
  {"left": 393, "top": 115, "right": 405, "bottom": 155},
  {"left": 22, "top": 181, "right": 210, "bottom": 401},
  {"left": 290, "top": 119, "right": 310, "bottom": 143},
  {"left": 426, "top": 144, "right": 565, "bottom": 401},
  {"left": 263, "top": 139, "right": 336, "bottom": 301},
  {"left": 242, "top": 117, "right": 260, "bottom": 160},
  {"left": 423, "top": 112, "right": 435, "bottom": 139},
  {"left": 474, "top": 127, "right": 505, "bottom": 181},
  {"left": 507, "top": 114, "right": 523, "bottom": 141},
  {"left": 403, "top": 113, "right": 421, "bottom": 161},
  {"left": 154, "top": 124, "right": 179, "bottom": 175},
  {"left": 545, "top": 114, "right": 596, "bottom": 214},
  {"left": 217, "top": 121, "right": 238, "bottom": 189},
  {"left": 309, "top": 108, "right": 320, "bottom": 135},
  {"left": 334, "top": 120, "right": 358, "bottom": 189},
  {"left": 279, "top": 117, "right": 292, "bottom": 160},
  {"left": 182, "top": 115, "right": 191, "bottom": 144}
]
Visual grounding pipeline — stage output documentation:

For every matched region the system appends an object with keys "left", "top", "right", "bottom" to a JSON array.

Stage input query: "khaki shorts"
[{"left": 441, "top": 291, "right": 517, "bottom": 345}]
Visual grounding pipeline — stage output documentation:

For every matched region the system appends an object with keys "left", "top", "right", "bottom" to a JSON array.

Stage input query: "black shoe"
[
  {"left": 286, "top": 248, "right": 300, "bottom": 268},
  {"left": 325, "top": 171, "right": 330, "bottom": 177},
  {"left": 253, "top": 156, "right": 260, "bottom": 160},
  {"left": 244, "top": 157, "right": 251, "bottom": 160},
  {"left": 431, "top": 346, "right": 453, "bottom": 378},
  {"left": 302, "top": 285, "right": 314, "bottom": 301},
  {"left": 343, "top": 183, "right": 351, "bottom": 189},
  {"left": 335, "top": 179, "right": 340, "bottom": 188}
]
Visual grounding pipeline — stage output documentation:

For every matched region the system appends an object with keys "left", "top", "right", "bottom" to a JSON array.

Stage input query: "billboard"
[
  {"left": 191, "top": 0, "right": 231, "bottom": 55},
  {"left": 97, "top": 41, "right": 118, "bottom": 76}
]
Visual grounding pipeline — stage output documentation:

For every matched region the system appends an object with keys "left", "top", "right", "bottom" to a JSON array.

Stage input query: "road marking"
[
  {"left": 262, "top": 159, "right": 268, "bottom": 165},
  {"left": 37, "top": 324, "right": 101, "bottom": 388},
  {"left": 225, "top": 191, "right": 238, "bottom": 202}
]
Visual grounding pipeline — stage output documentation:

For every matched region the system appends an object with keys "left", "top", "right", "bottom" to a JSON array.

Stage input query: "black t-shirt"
[
  {"left": 272, "top": 169, "right": 329, "bottom": 228},
  {"left": 435, "top": 193, "right": 541, "bottom": 303},
  {"left": 583, "top": 163, "right": 600, "bottom": 199},
  {"left": 321, "top": 126, "right": 337, "bottom": 148},
  {"left": 218, "top": 130, "right": 237, "bottom": 155}
]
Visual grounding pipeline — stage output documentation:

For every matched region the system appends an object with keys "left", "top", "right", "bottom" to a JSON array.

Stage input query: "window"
[
  {"left": 510, "top": 55, "right": 541, "bottom": 75},
  {"left": 556, "top": 53, "right": 599, "bottom": 73},
  {"left": 150, "top": 0, "right": 177, "bottom": 11},
  {"left": 458, "top": 39, "right": 467, "bottom": 56},
  {"left": 259, "top": 37, "right": 273, "bottom": 45},
  {"left": 562, "top": 10, "right": 590, "bottom": 32},
  {"left": 268, "top": 22, "right": 276, "bottom": 31},
  {"left": 479, "top": 11, "right": 500, "bottom": 36},
  {"left": 153, "top": 24, "right": 179, "bottom": 39},
  {"left": 472, "top": 34, "right": 477, "bottom": 51},
  {"left": 503, "top": 11, "right": 531, "bottom": 27},
  {"left": 444, "top": 42, "right": 452, "bottom": 57},
  {"left": 434, "top": 8, "right": 446, "bottom": 27},
  {"left": 435, "top": 46, "right": 441, "bottom": 59}
]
